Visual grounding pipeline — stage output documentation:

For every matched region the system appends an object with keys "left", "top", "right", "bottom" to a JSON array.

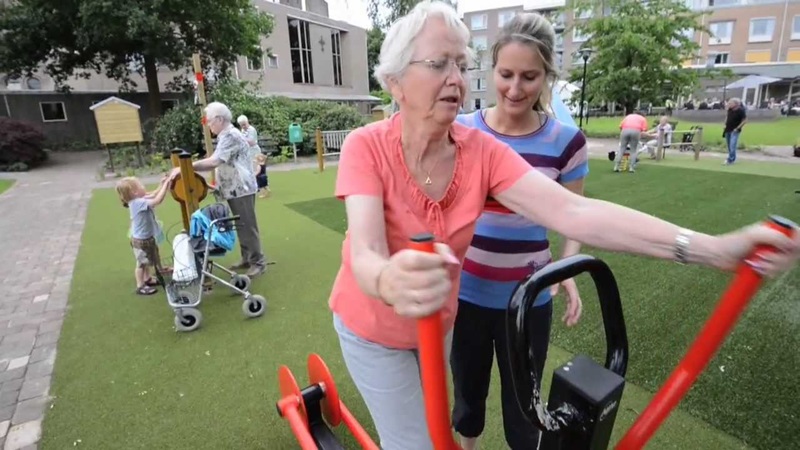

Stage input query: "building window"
[
  {"left": 161, "top": 99, "right": 179, "bottom": 112},
  {"left": 331, "top": 30, "right": 343, "bottom": 86},
  {"left": 749, "top": 18, "right": 775, "bottom": 43},
  {"left": 787, "top": 48, "right": 800, "bottom": 62},
  {"left": 745, "top": 50, "right": 771, "bottom": 63},
  {"left": 289, "top": 18, "right": 314, "bottom": 84},
  {"left": 40, "top": 102, "right": 67, "bottom": 122},
  {"left": 474, "top": 98, "right": 483, "bottom": 110},
  {"left": 4, "top": 75, "right": 21, "bottom": 90},
  {"left": 267, "top": 55, "right": 279, "bottom": 68},
  {"left": 498, "top": 11, "right": 515, "bottom": 27},
  {"left": 471, "top": 36, "right": 488, "bottom": 52},
  {"left": 556, "top": 51, "right": 564, "bottom": 68},
  {"left": 471, "top": 78, "right": 487, "bottom": 92},
  {"left": 708, "top": 0, "right": 740, "bottom": 6},
  {"left": 708, "top": 21, "right": 733, "bottom": 45},
  {"left": 707, "top": 52, "right": 729, "bottom": 64},
  {"left": 573, "top": 27, "right": 590, "bottom": 43},
  {"left": 793, "top": 16, "right": 800, "bottom": 40},
  {"left": 471, "top": 14, "right": 487, "bottom": 30},
  {"left": 575, "top": 8, "right": 592, "bottom": 19},
  {"left": 246, "top": 56, "right": 263, "bottom": 71}
]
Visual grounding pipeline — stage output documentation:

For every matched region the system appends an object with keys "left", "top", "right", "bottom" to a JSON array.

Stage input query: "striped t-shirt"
[{"left": 456, "top": 110, "right": 590, "bottom": 309}]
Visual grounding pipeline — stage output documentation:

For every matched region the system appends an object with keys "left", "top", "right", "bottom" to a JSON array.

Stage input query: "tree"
[
  {"left": 0, "top": 0, "right": 273, "bottom": 116},
  {"left": 566, "top": 0, "right": 712, "bottom": 114},
  {"left": 367, "top": 26, "right": 385, "bottom": 92},
  {"left": 368, "top": 0, "right": 458, "bottom": 29}
]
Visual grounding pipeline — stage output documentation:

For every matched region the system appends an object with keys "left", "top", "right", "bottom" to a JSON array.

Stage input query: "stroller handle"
[{"left": 409, "top": 233, "right": 462, "bottom": 450}]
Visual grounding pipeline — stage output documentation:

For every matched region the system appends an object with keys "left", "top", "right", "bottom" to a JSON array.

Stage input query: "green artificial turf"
[
  {"left": 43, "top": 161, "right": 798, "bottom": 449},
  {"left": 582, "top": 116, "right": 800, "bottom": 148},
  {"left": 0, "top": 179, "right": 15, "bottom": 195}
]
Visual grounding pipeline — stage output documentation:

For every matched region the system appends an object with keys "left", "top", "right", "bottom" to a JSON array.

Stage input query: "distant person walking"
[
  {"left": 615, "top": 113, "right": 648, "bottom": 173},
  {"left": 237, "top": 115, "right": 261, "bottom": 159},
  {"left": 723, "top": 98, "right": 746, "bottom": 166}
]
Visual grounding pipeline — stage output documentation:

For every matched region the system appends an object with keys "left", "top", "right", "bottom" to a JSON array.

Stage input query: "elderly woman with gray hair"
[
  {"left": 170, "top": 102, "right": 267, "bottom": 278},
  {"left": 328, "top": 1, "right": 800, "bottom": 448}
]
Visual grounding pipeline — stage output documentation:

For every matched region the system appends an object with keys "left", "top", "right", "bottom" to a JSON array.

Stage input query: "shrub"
[
  {"left": 0, "top": 117, "right": 47, "bottom": 171},
  {"left": 149, "top": 103, "right": 204, "bottom": 155},
  {"left": 150, "top": 81, "right": 368, "bottom": 157}
]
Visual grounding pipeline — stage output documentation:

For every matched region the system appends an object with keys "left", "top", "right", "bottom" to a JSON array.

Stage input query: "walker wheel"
[
  {"left": 232, "top": 274, "right": 250, "bottom": 292},
  {"left": 278, "top": 365, "right": 307, "bottom": 426},
  {"left": 307, "top": 353, "right": 342, "bottom": 427},
  {"left": 242, "top": 295, "right": 266, "bottom": 318},
  {"left": 174, "top": 308, "right": 202, "bottom": 332}
]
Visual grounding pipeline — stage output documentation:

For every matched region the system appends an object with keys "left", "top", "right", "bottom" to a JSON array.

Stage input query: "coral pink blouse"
[{"left": 330, "top": 113, "right": 533, "bottom": 349}]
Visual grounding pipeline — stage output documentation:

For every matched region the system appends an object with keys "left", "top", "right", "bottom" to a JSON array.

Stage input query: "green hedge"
[{"left": 150, "top": 81, "right": 367, "bottom": 156}]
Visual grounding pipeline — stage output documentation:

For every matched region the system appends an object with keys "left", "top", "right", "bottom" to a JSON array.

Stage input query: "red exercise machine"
[{"left": 276, "top": 216, "right": 795, "bottom": 449}]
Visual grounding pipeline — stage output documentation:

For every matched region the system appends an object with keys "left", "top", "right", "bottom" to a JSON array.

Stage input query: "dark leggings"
[{"left": 450, "top": 299, "right": 553, "bottom": 449}]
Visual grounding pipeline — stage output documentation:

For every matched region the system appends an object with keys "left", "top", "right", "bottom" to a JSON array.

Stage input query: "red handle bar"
[
  {"left": 617, "top": 217, "right": 796, "bottom": 449},
  {"left": 410, "top": 234, "right": 463, "bottom": 450}
]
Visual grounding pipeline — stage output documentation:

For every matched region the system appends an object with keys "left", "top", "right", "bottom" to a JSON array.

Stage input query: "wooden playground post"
[
  {"left": 693, "top": 127, "right": 704, "bottom": 161},
  {"left": 315, "top": 128, "right": 324, "bottom": 172},
  {"left": 192, "top": 53, "right": 215, "bottom": 185},
  {"left": 168, "top": 148, "right": 208, "bottom": 232}
]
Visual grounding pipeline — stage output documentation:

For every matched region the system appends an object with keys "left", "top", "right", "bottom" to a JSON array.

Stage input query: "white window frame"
[
  {"left": 792, "top": 15, "right": 800, "bottom": 40},
  {"left": 39, "top": 102, "right": 67, "bottom": 123},
  {"left": 471, "top": 14, "right": 487, "bottom": 30},
  {"left": 708, "top": 21, "right": 733, "bottom": 45},
  {"left": 471, "top": 77, "right": 487, "bottom": 92},
  {"left": 471, "top": 35, "right": 488, "bottom": 51},
  {"left": 748, "top": 17, "right": 775, "bottom": 43},
  {"left": 707, "top": 51, "right": 730, "bottom": 64},
  {"left": 267, "top": 54, "right": 279, "bottom": 68},
  {"left": 246, "top": 56, "right": 263, "bottom": 71},
  {"left": 573, "top": 27, "right": 590, "bottom": 43},
  {"left": 498, "top": 10, "right": 515, "bottom": 27}
]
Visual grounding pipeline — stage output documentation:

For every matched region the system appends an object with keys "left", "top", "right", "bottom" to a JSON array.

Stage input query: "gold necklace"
[{"left": 420, "top": 148, "right": 447, "bottom": 185}]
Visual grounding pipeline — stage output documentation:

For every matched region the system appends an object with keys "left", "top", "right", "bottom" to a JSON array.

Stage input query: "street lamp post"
[{"left": 578, "top": 48, "right": 593, "bottom": 130}]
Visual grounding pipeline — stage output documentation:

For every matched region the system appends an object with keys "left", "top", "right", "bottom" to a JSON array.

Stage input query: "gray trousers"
[
  {"left": 227, "top": 194, "right": 265, "bottom": 267},
  {"left": 615, "top": 128, "right": 642, "bottom": 170},
  {"left": 334, "top": 314, "right": 453, "bottom": 450}
]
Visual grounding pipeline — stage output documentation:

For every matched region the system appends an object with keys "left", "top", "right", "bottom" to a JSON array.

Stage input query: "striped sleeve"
[{"left": 560, "top": 130, "right": 589, "bottom": 183}]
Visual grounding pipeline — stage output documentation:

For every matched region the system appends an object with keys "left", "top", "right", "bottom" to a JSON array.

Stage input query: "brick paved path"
[
  {"left": 0, "top": 152, "right": 97, "bottom": 450},
  {"left": 0, "top": 143, "right": 795, "bottom": 450}
]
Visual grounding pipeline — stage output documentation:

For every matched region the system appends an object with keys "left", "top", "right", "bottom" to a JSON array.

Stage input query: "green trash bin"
[{"left": 288, "top": 123, "right": 304, "bottom": 144}]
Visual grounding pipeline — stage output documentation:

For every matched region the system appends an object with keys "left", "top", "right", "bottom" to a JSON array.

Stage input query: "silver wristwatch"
[{"left": 674, "top": 228, "right": 695, "bottom": 265}]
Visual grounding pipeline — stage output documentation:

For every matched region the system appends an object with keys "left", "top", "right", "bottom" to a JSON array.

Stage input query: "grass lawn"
[
  {"left": 582, "top": 116, "right": 800, "bottom": 148},
  {"left": 0, "top": 179, "right": 15, "bottom": 195},
  {"left": 43, "top": 161, "right": 800, "bottom": 449}
]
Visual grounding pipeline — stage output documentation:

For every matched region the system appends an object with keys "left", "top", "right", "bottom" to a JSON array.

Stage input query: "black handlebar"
[{"left": 506, "top": 254, "right": 629, "bottom": 432}]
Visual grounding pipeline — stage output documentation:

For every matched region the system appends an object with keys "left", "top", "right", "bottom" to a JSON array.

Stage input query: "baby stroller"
[{"left": 156, "top": 203, "right": 267, "bottom": 332}]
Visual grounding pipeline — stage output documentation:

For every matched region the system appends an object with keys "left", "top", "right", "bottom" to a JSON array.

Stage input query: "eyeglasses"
[{"left": 409, "top": 59, "right": 475, "bottom": 76}]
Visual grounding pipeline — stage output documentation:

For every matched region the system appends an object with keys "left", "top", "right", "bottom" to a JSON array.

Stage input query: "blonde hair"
[
  {"left": 491, "top": 13, "right": 558, "bottom": 114},
  {"left": 254, "top": 153, "right": 267, "bottom": 165},
  {"left": 115, "top": 177, "right": 142, "bottom": 208}
]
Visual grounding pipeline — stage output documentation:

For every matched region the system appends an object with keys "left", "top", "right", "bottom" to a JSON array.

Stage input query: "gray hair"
[
  {"left": 205, "top": 102, "right": 232, "bottom": 123},
  {"left": 236, "top": 114, "right": 249, "bottom": 125},
  {"left": 373, "top": 0, "right": 472, "bottom": 90},
  {"left": 728, "top": 97, "right": 741, "bottom": 105}
]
